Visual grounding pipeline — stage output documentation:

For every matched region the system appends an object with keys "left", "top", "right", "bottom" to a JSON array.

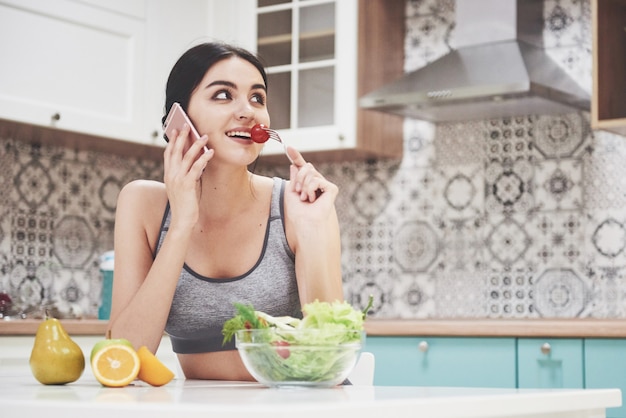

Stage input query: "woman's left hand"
[
  {"left": 283, "top": 145, "right": 343, "bottom": 303},
  {"left": 286, "top": 146, "right": 337, "bottom": 204}
]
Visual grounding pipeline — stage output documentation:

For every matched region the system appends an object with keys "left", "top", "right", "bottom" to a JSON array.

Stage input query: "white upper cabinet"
[
  {"left": 0, "top": 0, "right": 210, "bottom": 145},
  {"left": 0, "top": 0, "right": 403, "bottom": 157},
  {"left": 0, "top": 0, "right": 147, "bottom": 142},
  {"left": 208, "top": 0, "right": 404, "bottom": 162},
  {"left": 142, "top": 0, "right": 213, "bottom": 146},
  {"left": 257, "top": 0, "right": 358, "bottom": 158},
  {"left": 210, "top": 0, "right": 358, "bottom": 158}
]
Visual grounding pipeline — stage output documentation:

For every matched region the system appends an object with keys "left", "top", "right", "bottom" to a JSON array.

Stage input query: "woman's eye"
[
  {"left": 251, "top": 93, "right": 265, "bottom": 105},
  {"left": 214, "top": 90, "right": 231, "bottom": 100}
]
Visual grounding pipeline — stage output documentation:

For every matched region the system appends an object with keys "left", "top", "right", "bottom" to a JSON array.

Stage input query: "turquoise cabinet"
[
  {"left": 365, "top": 336, "right": 516, "bottom": 388},
  {"left": 585, "top": 339, "right": 626, "bottom": 418},
  {"left": 364, "top": 334, "right": 623, "bottom": 418},
  {"left": 517, "top": 338, "right": 584, "bottom": 389}
]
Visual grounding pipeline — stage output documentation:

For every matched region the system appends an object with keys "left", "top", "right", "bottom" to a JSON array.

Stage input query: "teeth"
[{"left": 227, "top": 131, "right": 251, "bottom": 138}]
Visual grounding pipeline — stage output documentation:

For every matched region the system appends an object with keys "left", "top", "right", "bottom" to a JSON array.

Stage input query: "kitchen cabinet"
[
  {"left": 517, "top": 338, "right": 584, "bottom": 389},
  {"left": 585, "top": 339, "right": 626, "bottom": 418},
  {"left": 143, "top": 0, "right": 212, "bottom": 146},
  {"left": 210, "top": 0, "right": 404, "bottom": 163},
  {"left": 364, "top": 336, "right": 517, "bottom": 388},
  {"left": 0, "top": 0, "right": 209, "bottom": 146},
  {"left": 0, "top": 0, "right": 149, "bottom": 143},
  {"left": 591, "top": 0, "right": 626, "bottom": 136},
  {"left": 366, "top": 335, "right": 625, "bottom": 418}
]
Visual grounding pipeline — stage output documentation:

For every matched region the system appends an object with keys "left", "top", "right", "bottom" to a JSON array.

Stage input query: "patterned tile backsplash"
[
  {"left": 1, "top": 0, "right": 625, "bottom": 320},
  {"left": 0, "top": 137, "right": 163, "bottom": 318}
]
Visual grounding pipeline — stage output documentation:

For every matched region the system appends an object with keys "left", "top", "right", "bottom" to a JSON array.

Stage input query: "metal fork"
[
  {"left": 263, "top": 126, "right": 324, "bottom": 198},
  {"left": 262, "top": 127, "right": 294, "bottom": 164}
]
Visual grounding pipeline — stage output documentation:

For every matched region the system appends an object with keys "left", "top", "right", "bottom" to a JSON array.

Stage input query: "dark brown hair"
[{"left": 161, "top": 42, "right": 268, "bottom": 126}]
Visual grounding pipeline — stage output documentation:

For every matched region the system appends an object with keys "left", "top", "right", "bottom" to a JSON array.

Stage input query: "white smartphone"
[{"left": 163, "top": 102, "right": 202, "bottom": 143}]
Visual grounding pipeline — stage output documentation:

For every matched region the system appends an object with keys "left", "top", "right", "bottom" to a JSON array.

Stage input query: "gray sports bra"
[{"left": 155, "top": 177, "right": 301, "bottom": 353}]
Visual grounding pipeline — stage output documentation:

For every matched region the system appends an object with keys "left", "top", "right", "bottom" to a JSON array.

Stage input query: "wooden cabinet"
[
  {"left": 0, "top": 0, "right": 209, "bottom": 146},
  {"left": 517, "top": 338, "right": 584, "bottom": 389},
  {"left": 592, "top": 0, "right": 626, "bottom": 136},
  {"left": 210, "top": 0, "right": 404, "bottom": 164},
  {"left": 364, "top": 336, "right": 517, "bottom": 388},
  {"left": 585, "top": 339, "right": 626, "bottom": 418}
]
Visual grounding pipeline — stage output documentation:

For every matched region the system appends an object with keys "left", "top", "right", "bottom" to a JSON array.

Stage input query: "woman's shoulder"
[
  {"left": 121, "top": 179, "right": 165, "bottom": 192},
  {"left": 251, "top": 174, "right": 280, "bottom": 194},
  {"left": 119, "top": 179, "right": 166, "bottom": 197},
  {"left": 117, "top": 180, "right": 167, "bottom": 214}
]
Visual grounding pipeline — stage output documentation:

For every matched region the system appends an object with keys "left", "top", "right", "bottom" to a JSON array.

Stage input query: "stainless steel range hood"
[{"left": 359, "top": 0, "right": 590, "bottom": 122}]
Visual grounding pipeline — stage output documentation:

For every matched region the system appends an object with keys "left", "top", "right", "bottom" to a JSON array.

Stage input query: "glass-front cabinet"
[
  {"left": 254, "top": 0, "right": 357, "bottom": 158},
  {"left": 209, "top": 0, "right": 404, "bottom": 162},
  {"left": 258, "top": 0, "right": 336, "bottom": 128}
]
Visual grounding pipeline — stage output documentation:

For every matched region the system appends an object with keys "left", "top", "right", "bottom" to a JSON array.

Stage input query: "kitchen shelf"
[
  {"left": 592, "top": 0, "right": 626, "bottom": 136},
  {"left": 0, "top": 319, "right": 108, "bottom": 336},
  {"left": 258, "top": 29, "right": 335, "bottom": 46},
  {"left": 364, "top": 318, "right": 626, "bottom": 338},
  {"left": 6, "top": 317, "right": 626, "bottom": 338}
]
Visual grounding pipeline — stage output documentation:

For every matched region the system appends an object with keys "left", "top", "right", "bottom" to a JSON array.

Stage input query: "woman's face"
[{"left": 187, "top": 56, "right": 270, "bottom": 165}]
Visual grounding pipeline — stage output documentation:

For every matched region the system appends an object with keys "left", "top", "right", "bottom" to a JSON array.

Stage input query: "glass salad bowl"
[{"left": 235, "top": 328, "right": 364, "bottom": 388}]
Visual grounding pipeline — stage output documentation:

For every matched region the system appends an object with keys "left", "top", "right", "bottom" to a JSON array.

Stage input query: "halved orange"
[
  {"left": 91, "top": 344, "right": 140, "bottom": 387},
  {"left": 136, "top": 346, "right": 175, "bottom": 386}
]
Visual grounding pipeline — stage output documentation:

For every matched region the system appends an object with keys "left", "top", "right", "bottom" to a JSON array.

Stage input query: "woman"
[{"left": 107, "top": 42, "right": 343, "bottom": 380}]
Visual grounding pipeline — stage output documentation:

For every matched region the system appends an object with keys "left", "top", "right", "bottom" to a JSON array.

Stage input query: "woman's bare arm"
[
  {"left": 284, "top": 148, "right": 343, "bottom": 305},
  {"left": 108, "top": 127, "right": 211, "bottom": 352},
  {"left": 106, "top": 181, "right": 191, "bottom": 352}
]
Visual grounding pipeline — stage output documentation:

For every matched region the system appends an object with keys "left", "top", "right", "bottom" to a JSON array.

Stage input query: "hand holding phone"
[{"left": 163, "top": 103, "right": 208, "bottom": 153}]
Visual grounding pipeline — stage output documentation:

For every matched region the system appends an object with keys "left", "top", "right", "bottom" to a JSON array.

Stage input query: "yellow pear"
[{"left": 29, "top": 316, "right": 85, "bottom": 385}]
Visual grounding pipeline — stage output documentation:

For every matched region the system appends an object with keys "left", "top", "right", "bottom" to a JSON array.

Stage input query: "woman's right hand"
[{"left": 163, "top": 123, "right": 213, "bottom": 230}]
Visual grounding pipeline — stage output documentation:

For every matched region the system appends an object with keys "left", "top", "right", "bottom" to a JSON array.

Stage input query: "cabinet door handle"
[
  {"left": 418, "top": 341, "right": 429, "bottom": 352},
  {"left": 540, "top": 342, "right": 551, "bottom": 355},
  {"left": 51, "top": 112, "right": 61, "bottom": 122}
]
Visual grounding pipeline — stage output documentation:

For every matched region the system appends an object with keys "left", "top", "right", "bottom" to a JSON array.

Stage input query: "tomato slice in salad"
[
  {"left": 250, "top": 124, "right": 270, "bottom": 143},
  {"left": 272, "top": 340, "right": 291, "bottom": 359}
]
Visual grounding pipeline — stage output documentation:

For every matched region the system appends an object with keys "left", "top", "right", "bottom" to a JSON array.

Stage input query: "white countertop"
[{"left": 0, "top": 369, "right": 621, "bottom": 418}]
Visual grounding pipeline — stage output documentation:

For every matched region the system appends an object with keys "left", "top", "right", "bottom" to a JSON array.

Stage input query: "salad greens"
[
  {"left": 222, "top": 298, "right": 373, "bottom": 385},
  {"left": 222, "top": 298, "right": 372, "bottom": 345}
]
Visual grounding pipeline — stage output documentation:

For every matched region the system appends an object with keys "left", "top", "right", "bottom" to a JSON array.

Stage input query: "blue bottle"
[{"left": 98, "top": 251, "right": 114, "bottom": 320}]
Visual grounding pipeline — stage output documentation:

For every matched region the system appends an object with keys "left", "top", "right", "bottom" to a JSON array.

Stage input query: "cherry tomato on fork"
[{"left": 250, "top": 124, "right": 270, "bottom": 143}]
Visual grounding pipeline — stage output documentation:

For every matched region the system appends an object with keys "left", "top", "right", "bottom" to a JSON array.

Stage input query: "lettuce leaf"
[
  {"left": 222, "top": 298, "right": 373, "bottom": 384},
  {"left": 222, "top": 297, "right": 372, "bottom": 344}
]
